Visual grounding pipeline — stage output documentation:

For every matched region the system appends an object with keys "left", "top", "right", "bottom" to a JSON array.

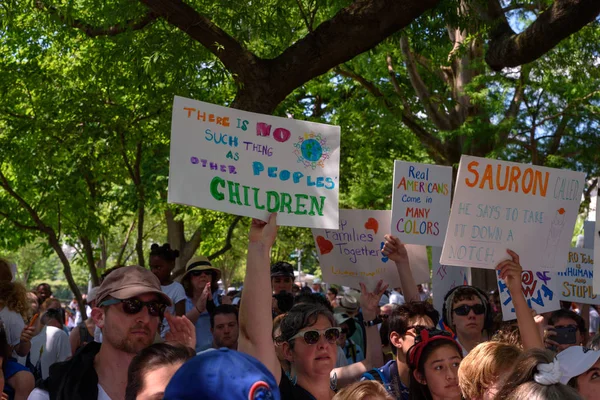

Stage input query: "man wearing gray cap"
[{"left": 28, "top": 265, "right": 182, "bottom": 400}]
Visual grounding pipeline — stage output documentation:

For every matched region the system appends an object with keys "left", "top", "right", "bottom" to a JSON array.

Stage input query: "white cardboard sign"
[
  {"left": 557, "top": 248, "right": 596, "bottom": 304},
  {"left": 391, "top": 161, "right": 452, "bottom": 246},
  {"left": 497, "top": 269, "right": 560, "bottom": 321},
  {"left": 431, "top": 247, "right": 471, "bottom": 314},
  {"left": 168, "top": 96, "right": 341, "bottom": 228},
  {"left": 441, "top": 155, "right": 585, "bottom": 271},
  {"left": 311, "top": 209, "right": 428, "bottom": 291},
  {"left": 594, "top": 197, "right": 600, "bottom": 293}
]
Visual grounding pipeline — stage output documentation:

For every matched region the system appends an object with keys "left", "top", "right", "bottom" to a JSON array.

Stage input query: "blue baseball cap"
[{"left": 164, "top": 348, "right": 280, "bottom": 400}]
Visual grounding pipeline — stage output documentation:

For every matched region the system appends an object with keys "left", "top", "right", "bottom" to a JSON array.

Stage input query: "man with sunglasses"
[
  {"left": 442, "top": 286, "right": 492, "bottom": 356},
  {"left": 29, "top": 265, "right": 175, "bottom": 400}
]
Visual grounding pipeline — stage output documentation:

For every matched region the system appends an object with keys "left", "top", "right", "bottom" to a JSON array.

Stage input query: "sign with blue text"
[
  {"left": 391, "top": 161, "right": 452, "bottom": 246},
  {"left": 557, "top": 248, "right": 596, "bottom": 304},
  {"left": 497, "top": 269, "right": 560, "bottom": 321},
  {"left": 168, "top": 96, "right": 341, "bottom": 228},
  {"left": 441, "top": 156, "right": 585, "bottom": 271},
  {"left": 312, "top": 210, "right": 428, "bottom": 290}
]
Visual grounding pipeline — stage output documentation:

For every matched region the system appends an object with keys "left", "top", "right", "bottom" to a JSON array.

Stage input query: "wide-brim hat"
[
  {"left": 184, "top": 255, "right": 222, "bottom": 282},
  {"left": 334, "top": 313, "right": 356, "bottom": 337},
  {"left": 335, "top": 294, "right": 359, "bottom": 313},
  {"left": 96, "top": 265, "right": 172, "bottom": 306}
]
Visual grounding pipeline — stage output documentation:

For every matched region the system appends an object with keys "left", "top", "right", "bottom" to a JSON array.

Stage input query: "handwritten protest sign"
[
  {"left": 441, "top": 155, "right": 585, "bottom": 271},
  {"left": 312, "top": 209, "right": 428, "bottom": 290},
  {"left": 557, "top": 248, "right": 596, "bottom": 304},
  {"left": 431, "top": 247, "right": 471, "bottom": 314},
  {"left": 168, "top": 96, "right": 341, "bottom": 228},
  {"left": 594, "top": 198, "right": 600, "bottom": 293},
  {"left": 497, "top": 269, "right": 560, "bottom": 321},
  {"left": 391, "top": 161, "right": 452, "bottom": 246}
]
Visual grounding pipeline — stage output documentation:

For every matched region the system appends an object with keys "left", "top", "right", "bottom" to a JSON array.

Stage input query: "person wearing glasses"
[
  {"left": 28, "top": 265, "right": 193, "bottom": 400},
  {"left": 181, "top": 255, "right": 222, "bottom": 352},
  {"left": 239, "top": 213, "right": 388, "bottom": 399},
  {"left": 407, "top": 328, "right": 463, "bottom": 400}
]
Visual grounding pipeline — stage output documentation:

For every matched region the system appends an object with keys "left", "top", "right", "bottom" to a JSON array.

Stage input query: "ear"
[
  {"left": 91, "top": 307, "right": 105, "bottom": 329},
  {"left": 413, "top": 369, "right": 427, "bottom": 385},
  {"left": 282, "top": 341, "right": 295, "bottom": 363},
  {"left": 390, "top": 331, "right": 403, "bottom": 352}
]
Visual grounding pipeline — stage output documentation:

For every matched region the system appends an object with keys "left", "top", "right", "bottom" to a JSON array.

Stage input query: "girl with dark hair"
[
  {"left": 149, "top": 243, "right": 186, "bottom": 319},
  {"left": 407, "top": 329, "right": 463, "bottom": 400},
  {"left": 125, "top": 343, "right": 195, "bottom": 400}
]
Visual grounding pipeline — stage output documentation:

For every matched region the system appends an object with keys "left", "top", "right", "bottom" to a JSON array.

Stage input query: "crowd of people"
[{"left": 0, "top": 213, "right": 599, "bottom": 399}]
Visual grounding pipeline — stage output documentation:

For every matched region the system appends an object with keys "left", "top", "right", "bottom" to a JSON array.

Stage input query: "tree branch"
[
  {"left": 208, "top": 216, "right": 243, "bottom": 260},
  {"left": 400, "top": 35, "right": 455, "bottom": 131},
  {"left": 36, "top": 1, "right": 158, "bottom": 37},
  {"left": 486, "top": 0, "right": 600, "bottom": 70},
  {"left": 0, "top": 210, "right": 39, "bottom": 231}
]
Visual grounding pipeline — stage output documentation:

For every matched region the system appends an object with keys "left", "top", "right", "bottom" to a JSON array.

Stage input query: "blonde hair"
[
  {"left": 332, "top": 381, "right": 394, "bottom": 400},
  {"left": 494, "top": 348, "right": 581, "bottom": 400},
  {"left": 0, "top": 280, "right": 30, "bottom": 318},
  {"left": 458, "top": 341, "right": 521, "bottom": 399}
]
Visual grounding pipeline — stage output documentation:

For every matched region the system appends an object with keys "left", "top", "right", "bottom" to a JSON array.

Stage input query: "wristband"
[{"left": 363, "top": 316, "right": 383, "bottom": 327}]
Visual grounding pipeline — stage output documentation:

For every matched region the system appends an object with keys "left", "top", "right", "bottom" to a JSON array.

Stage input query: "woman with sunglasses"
[
  {"left": 239, "top": 214, "right": 388, "bottom": 400},
  {"left": 181, "top": 255, "right": 222, "bottom": 352},
  {"left": 407, "top": 328, "right": 463, "bottom": 400}
]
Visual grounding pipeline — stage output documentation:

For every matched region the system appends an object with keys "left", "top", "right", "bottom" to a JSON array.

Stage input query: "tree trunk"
[
  {"left": 80, "top": 236, "right": 100, "bottom": 287},
  {"left": 165, "top": 209, "right": 203, "bottom": 280}
]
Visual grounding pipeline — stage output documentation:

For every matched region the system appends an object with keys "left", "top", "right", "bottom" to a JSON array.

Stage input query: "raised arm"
[
  {"left": 382, "top": 235, "right": 419, "bottom": 302},
  {"left": 331, "top": 280, "right": 388, "bottom": 388},
  {"left": 497, "top": 249, "right": 544, "bottom": 350},
  {"left": 238, "top": 213, "right": 281, "bottom": 383},
  {"left": 185, "top": 283, "right": 211, "bottom": 324}
]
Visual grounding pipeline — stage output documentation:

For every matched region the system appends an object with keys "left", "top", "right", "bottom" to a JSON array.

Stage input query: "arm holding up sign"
[
  {"left": 238, "top": 213, "right": 282, "bottom": 383},
  {"left": 497, "top": 250, "right": 544, "bottom": 350},
  {"left": 382, "top": 235, "right": 419, "bottom": 303}
]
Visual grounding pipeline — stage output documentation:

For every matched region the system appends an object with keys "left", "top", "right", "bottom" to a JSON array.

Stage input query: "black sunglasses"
[
  {"left": 100, "top": 298, "right": 166, "bottom": 317},
  {"left": 290, "top": 327, "right": 341, "bottom": 345},
  {"left": 190, "top": 270, "right": 213, "bottom": 277},
  {"left": 414, "top": 328, "right": 453, "bottom": 345},
  {"left": 453, "top": 304, "right": 485, "bottom": 316}
]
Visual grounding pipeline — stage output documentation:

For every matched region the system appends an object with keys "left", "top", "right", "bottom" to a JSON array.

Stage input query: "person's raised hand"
[
  {"left": 249, "top": 213, "right": 278, "bottom": 248},
  {"left": 195, "top": 282, "right": 212, "bottom": 314},
  {"left": 165, "top": 312, "right": 196, "bottom": 350},
  {"left": 496, "top": 249, "right": 523, "bottom": 293},
  {"left": 359, "top": 280, "right": 389, "bottom": 321},
  {"left": 381, "top": 235, "right": 409, "bottom": 263}
]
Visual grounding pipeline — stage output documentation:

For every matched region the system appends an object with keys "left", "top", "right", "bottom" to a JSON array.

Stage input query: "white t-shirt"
[
  {"left": 18, "top": 326, "right": 71, "bottom": 379},
  {"left": 0, "top": 307, "right": 25, "bottom": 346},
  {"left": 160, "top": 281, "right": 186, "bottom": 337},
  {"left": 28, "top": 384, "right": 112, "bottom": 400},
  {"left": 389, "top": 291, "right": 405, "bottom": 305}
]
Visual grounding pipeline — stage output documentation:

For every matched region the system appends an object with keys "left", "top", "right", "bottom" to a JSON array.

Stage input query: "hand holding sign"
[
  {"left": 381, "top": 235, "right": 409, "bottom": 264},
  {"left": 496, "top": 249, "right": 524, "bottom": 294},
  {"left": 249, "top": 213, "right": 278, "bottom": 249}
]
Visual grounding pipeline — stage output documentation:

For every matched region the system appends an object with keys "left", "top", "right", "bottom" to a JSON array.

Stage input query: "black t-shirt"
[{"left": 278, "top": 369, "right": 317, "bottom": 400}]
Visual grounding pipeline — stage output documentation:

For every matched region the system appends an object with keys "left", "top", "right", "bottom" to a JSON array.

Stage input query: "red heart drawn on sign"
[
  {"left": 316, "top": 236, "right": 334, "bottom": 255},
  {"left": 364, "top": 218, "right": 379, "bottom": 234}
]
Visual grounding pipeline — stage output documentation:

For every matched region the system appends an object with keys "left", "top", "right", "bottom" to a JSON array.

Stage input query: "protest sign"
[
  {"left": 431, "top": 247, "right": 471, "bottom": 314},
  {"left": 312, "top": 209, "right": 428, "bottom": 291},
  {"left": 584, "top": 221, "right": 594, "bottom": 250},
  {"left": 594, "top": 198, "right": 600, "bottom": 293},
  {"left": 168, "top": 96, "right": 341, "bottom": 228},
  {"left": 391, "top": 161, "right": 452, "bottom": 246},
  {"left": 557, "top": 248, "right": 596, "bottom": 304},
  {"left": 441, "top": 155, "right": 585, "bottom": 271},
  {"left": 497, "top": 269, "right": 560, "bottom": 320}
]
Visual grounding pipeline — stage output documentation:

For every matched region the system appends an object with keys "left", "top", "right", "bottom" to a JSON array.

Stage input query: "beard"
[{"left": 109, "top": 324, "right": 154, "bottom": 354}]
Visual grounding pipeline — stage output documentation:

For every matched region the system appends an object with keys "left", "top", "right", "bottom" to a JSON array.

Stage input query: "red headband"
[{"left": 408, "top": 329, "right": 462, "bottom": 369}]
